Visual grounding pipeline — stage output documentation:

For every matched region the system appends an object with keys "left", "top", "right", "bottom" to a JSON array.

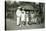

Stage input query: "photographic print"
[{"left": 5, "top": 0, "right": 45, "bottom": 30}]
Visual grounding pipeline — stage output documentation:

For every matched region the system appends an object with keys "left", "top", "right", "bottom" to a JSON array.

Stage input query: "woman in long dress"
[{"left": 21, "top": 8, "right": 26, "bottom": 25}]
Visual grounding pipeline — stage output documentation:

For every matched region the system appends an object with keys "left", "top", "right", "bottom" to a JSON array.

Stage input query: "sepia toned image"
[{"left": 5, "top": 1, "right": 45, "bottom": 30}]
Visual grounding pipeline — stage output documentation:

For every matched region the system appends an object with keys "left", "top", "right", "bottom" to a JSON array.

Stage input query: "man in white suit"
[{"left": 16, "top": 7, "right": 22, "bottom": 26}]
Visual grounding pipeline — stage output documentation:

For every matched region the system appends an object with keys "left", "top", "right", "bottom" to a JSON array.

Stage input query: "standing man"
[{"left": 16, "top": 7, "right": 22, "bottom": 26}]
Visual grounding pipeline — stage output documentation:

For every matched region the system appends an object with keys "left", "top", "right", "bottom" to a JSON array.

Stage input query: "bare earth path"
[{"left": 6, "top": 18, "right": 44, "bottom": 30}]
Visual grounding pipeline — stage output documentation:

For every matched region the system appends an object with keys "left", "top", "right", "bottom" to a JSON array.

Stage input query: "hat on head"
[{"left": 18, "top": 7, "right": 21, "bottom": 9}]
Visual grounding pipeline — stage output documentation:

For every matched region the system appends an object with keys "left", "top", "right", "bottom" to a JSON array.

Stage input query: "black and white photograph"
[{"left": 5, "top": 0, "right": 45, "bottom": 30}]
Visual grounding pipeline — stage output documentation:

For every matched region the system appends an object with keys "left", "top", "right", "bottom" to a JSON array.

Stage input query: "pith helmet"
[{"left": 18, "top": 7, "right": 21, "bottom": 9}]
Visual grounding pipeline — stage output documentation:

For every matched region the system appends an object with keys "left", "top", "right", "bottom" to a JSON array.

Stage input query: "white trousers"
[{"left": 17, "top": 16, "right": 20, "bottom": 25}]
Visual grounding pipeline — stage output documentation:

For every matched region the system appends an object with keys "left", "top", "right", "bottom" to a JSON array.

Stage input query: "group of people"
[
  {"left": 16, "top": 7, "right": 41, "bottom": 27},
  {"left": 16, "top": 7, "right": 29, "bottom": 27}
]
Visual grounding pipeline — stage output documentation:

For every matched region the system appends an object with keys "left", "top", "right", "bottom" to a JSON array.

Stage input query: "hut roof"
[{"left": 20, "top": 4, "right": 34, "bottom": 10}]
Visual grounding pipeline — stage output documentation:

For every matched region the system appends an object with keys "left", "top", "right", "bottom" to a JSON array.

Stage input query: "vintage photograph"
[{"left": 5, "top": 1, "right": 45, "bottom": 30}]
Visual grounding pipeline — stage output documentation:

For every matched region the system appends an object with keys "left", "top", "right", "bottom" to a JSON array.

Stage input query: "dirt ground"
[{"left": 5, "top": 18, "right": 45, "bottom": 30}]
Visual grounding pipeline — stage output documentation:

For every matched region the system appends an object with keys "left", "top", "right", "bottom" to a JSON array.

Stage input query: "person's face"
[{"left": 22, "top": 10, "right": 24, "bottom": 13}]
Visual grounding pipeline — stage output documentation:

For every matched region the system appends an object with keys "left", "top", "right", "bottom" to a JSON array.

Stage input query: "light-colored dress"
[{"left": 21, "top": 11, "right": 25, "bottom": 21}]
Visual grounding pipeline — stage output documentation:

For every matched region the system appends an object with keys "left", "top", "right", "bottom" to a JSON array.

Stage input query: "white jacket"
[{"left": 16, "top": 9, "right": 22, "bottom": 17}]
